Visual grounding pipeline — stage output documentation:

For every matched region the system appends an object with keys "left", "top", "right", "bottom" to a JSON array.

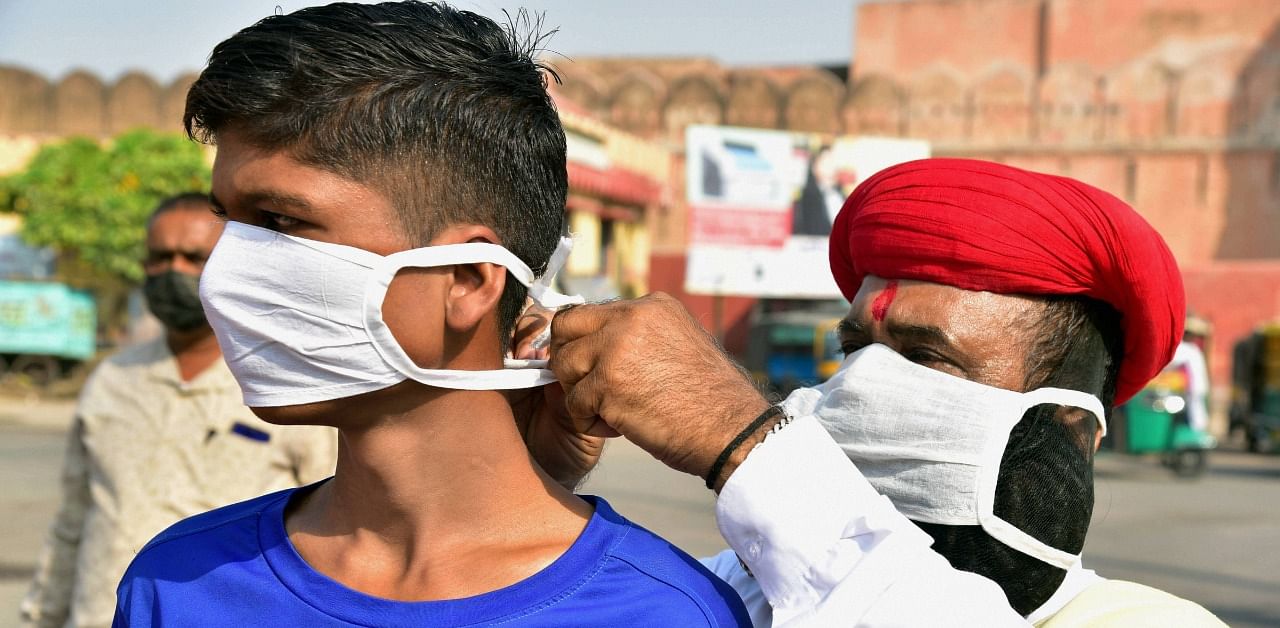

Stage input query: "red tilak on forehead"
[{"left": 871, "top": 280, "right": 899, "bottom": 322}]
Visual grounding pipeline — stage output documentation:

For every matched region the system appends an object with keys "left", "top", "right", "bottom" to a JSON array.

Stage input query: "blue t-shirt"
[{"left": 114, "top": 487, "right": 749, "bottom": 627}]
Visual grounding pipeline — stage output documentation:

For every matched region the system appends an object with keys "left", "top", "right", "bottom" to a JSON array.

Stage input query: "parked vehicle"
[
  {"left": 1230, "top": 324, "right": 1280, "bottom": 453},
  {"left": 0, "top": 280, "right": 96, "bottom": 386},
  {"left": 744, "top": 307, "right": 844, "bottom": 396},
  {"left": 1108, "top": 363, "right": 1216, "bottom": 477}
]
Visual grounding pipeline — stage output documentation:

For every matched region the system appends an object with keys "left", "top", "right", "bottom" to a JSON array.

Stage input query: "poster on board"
[{"left": 684, "top": 125, "right": 929, "bottom": 298}]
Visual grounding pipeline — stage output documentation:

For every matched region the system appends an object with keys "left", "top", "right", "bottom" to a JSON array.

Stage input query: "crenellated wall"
[{"left": 0, "top": 67, "right": 196, "bottom": 139}]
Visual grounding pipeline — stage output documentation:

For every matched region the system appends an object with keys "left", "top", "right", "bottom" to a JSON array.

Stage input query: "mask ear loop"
[
  {"left": 528, "top": 236, "right": 584, "bottom": 311},
  {"left": 1026, "top": 388, "right": 1107, "bottom": 437},
  {"left": 362, "top": 242, "right": 583, "bottom": 389},
  {"left": 974, "top": 388, "right": 1105, "bottom": 570},
  {"left": 524, "top": 236, "right": 585, "bottom": 354}
]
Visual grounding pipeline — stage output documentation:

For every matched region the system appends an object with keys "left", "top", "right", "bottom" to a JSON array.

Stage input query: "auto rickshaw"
[
  {"left": 1229, "top": 323, "right": 1280, "bottom": 453},
  {"left": 1106, "top": 315, "right": 1216, "bottom": 476},
  {"left": 744, "top": 306, "right": 845, "bottom": 396},
  {"left": 1109, "top": 362, "right": 1217, "bottom": 477}
]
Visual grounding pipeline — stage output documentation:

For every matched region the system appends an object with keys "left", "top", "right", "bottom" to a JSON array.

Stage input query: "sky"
[{"left": 0, "top": 0, "right": 860, "bottom": 83}]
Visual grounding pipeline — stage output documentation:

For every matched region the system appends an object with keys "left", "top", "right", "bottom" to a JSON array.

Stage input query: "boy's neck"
[{"left": 286, "top": 384, "right": 594, "bottom": 601}]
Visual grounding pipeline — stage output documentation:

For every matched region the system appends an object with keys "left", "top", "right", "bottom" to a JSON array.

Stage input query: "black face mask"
[
  {"left": 914, "top": 405, "right": 1094, "bottom": 616},
  {"left": 143, "top": 270, "right": 208, "bottom": 332}
]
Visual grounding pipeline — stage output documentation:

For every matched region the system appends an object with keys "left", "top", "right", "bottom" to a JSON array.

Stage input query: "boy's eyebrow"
[{"left": 209, "top": 190, "right": 318, "bottom": 216}]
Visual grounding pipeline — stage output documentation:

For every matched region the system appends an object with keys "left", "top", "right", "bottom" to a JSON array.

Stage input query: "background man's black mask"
[{"left": 143, "top": 270, "right": 208, "bottom": 332}]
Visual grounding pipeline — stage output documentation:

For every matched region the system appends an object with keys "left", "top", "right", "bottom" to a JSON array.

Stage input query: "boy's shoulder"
[
  {"left": 126, "top": 487, "right": 293, "bottom": 577},
  {"left": 584, "top": 497, "right": 750, "bottom": 626},
  {"left": 114, "top": 488, "right": 330, "bottom": 627}
]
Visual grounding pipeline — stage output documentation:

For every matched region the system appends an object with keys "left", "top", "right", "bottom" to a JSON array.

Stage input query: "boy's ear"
[{"left": 431, "top": 225, "right": 507, "bottom": 333}]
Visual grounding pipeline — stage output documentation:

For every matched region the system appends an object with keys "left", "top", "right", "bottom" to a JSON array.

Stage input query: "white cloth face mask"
[
  {"left": 199, "top": 221, "right": 584, "bottom": 407},
  {"left": 782, "top": 343, "right": 1106, "bottom": 570}
]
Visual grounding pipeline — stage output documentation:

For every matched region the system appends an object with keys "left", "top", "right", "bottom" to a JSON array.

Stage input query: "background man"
[
  {"left": 1170, "top": 329, "right": 1212, "bottom": 433},
  {"left": 534, "top": 159, "right": 1224, "bottom": 626},
  {"left": 21, "top": 193, "right": 337, "bottom": 628}
]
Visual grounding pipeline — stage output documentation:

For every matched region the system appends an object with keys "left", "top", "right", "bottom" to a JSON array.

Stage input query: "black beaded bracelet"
[{"left": 705, "top": 405, "right": 786, "bottom": 490}]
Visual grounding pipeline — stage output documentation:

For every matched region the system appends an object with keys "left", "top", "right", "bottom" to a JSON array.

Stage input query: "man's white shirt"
[{"left": 706, "top": 413, "right": 1029, "bottom": 627}]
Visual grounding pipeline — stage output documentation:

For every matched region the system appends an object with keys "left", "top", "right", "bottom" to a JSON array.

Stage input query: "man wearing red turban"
[
  {"left": 521, "top": 159, "right": 1223, "bottom": 626},
  {"left": 830, "top": 157, "right": 1183, "bottom": 407}
]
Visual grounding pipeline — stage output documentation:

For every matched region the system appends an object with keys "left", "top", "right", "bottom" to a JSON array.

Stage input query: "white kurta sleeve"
[{"left": 715, "top": 414, "right": 1029, "bottom": 627}]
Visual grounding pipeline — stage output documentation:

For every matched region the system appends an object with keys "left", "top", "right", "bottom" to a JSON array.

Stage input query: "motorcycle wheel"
[{"left": 1171, "top": 448, "right": 1207, "bottom": 478}]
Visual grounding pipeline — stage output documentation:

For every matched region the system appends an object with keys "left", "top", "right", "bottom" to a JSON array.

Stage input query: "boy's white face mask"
[
  {"left": 782, "top": 343, "right": 1106, "bottom": 570},
  {"left": 199, "top": 221, "right": 583, "bottom": 407}
]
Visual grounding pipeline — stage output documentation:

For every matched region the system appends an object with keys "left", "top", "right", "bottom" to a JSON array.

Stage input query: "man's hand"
[
  {"left": 510, "top": 305, "right": 608, "bottom": 490},
  {"left": 509, "top": 381, "right": 607, "bottom": 491},
  {"left": 549, "top": 293, "right": 772, "bottom": 490}
]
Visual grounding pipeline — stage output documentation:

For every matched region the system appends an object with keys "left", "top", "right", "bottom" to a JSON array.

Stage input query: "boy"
[{"left": 113, "top": 3, "right": 748, "bottom": 626}]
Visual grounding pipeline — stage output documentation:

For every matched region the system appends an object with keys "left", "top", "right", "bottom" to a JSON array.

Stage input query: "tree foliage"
[{"left": 0, "top": 129, "right": 211, "bottom": 286}]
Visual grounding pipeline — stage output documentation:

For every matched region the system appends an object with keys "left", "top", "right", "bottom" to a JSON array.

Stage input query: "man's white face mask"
[
  {"left": 782, "top": 343, "right": 1106, "bottom": 570},
  {"left": 198, "top": 221, "right": 584, "bottom": 407}
]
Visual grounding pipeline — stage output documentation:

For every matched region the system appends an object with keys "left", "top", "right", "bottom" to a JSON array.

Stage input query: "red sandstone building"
[
  {"left": 852, "top": 0, "right": 1280, "bottom": 410},
  {"left": 556, "top": 0, "right": 1280, "bottom": 414}
]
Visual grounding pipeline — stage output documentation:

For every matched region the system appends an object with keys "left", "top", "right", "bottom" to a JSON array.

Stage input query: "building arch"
[
  {"left": 108, "top": 72, "right": 162, "bottom": 134},
  {"left": 783, "top": 70, "right": 844, "bottom": 134},
  {"left": 1176, "top": 47, "right": 1250, "bottom": 139},
  {"left": 724, "top": 72, "right": 781, "bottom": 130},
  {"left": 906, "top": 66, "right": 966, "bottom": 143},
  {"left": 0, "top": 66, "right": 51, "bottom": 134},
  {"left": 608, "top": 71, "right": 666, "bottom": 138},
  {"left": 1038, "top": 64, "right": 1101, "bottom": 144},
  {"left": 53, "top": 70, "right": 107, "bottom": 136},
  {"left": 843, "top": 73, "right": 905, "bottom": 136},
  {"left": 970, "top": 64, "right": 1032, "bottom": 145},
  {"left": 557, "top": 73, "right": 609, "bottom": 119},
  {"left": 663, "top": 74, "right": 724, "bottom": 141},
  {"left": 1105, "top": 61, "right": 1176, "bottom": 142}
]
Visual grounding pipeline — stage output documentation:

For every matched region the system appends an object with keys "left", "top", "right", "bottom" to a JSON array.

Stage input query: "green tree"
[{"left": 0, "top": 129, "right": 212, "bottom": 335}]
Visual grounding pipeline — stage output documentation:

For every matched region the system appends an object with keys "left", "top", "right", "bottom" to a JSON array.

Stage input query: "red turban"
[{"left": 829, "top": 158, "right": 1184, "bottom": 405}]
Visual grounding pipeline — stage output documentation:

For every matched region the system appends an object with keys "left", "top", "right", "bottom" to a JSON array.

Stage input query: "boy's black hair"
[{"left": 184, "top": 1, "right": 566, "bottom": 346}]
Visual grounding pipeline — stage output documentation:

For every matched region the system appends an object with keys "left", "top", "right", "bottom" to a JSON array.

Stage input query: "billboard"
[{"left": 684, "top": 125, "right": 929, "bottom": 298}]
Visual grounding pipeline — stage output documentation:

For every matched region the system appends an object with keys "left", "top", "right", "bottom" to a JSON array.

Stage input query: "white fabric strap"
[
  {"left": 979, "top": 511, "right": 1082, "bottom": 570},
  {"left": 1026, "top": 560, "right": 1104, "bottom": 624},
  {"left": 529, "top": 236, "right": 584, "bottom": 310},
  {"left": 362, "top": 241, "right": 581, "bottom": 390},
  {"left": 1022, "top": 387, "right": 1108, "bottom": 437},
  {"left": 974, "top": 386, "right": 1105, "bottom": 570}
]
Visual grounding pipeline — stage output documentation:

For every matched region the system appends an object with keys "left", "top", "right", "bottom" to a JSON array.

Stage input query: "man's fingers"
[
  {"left": 549, "top": 302, "right": 620, "bottom": 352},
  {"left": 562, "top": 368, "right": 606, "bottom": 425},
  {"left": 547, "top": 335, "right": 600, "bottom": 387},
  {"left": 584, "top": 418, "right": 622, "bottom": 438},
  {"left": 512, "top": 311, "right": 552, "bottom": 360}
]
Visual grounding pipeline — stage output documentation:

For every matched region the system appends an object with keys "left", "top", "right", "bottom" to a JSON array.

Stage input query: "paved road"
[{"left": 1, "top": 400, "right": 1277, "bottom": 626}]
